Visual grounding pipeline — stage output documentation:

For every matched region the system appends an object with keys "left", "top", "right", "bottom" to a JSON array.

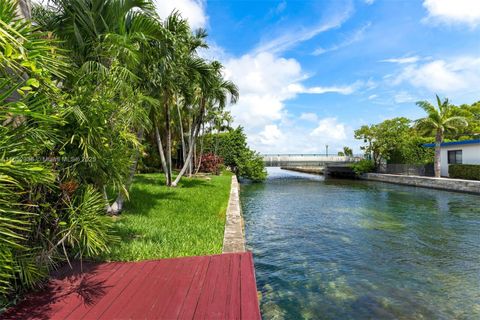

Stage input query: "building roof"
[{"left": 424, "top": 139, "right": 480, "bottom": 148}]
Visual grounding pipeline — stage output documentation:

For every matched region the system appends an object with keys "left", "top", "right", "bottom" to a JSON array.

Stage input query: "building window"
[{"left": 447, "top": 150, "right": 462, "bottom": 164}]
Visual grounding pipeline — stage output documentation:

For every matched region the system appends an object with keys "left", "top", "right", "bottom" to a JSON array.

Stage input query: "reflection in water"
[{"left": 241, "top": 168, "right": 480, "bottom": 319}]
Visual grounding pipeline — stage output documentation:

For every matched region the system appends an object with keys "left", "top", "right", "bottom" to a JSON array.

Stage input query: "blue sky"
[{"left": 156, "top": 0, "right": 480, "bottom": 154}]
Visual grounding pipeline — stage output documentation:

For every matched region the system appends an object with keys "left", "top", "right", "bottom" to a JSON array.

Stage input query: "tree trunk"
[
  {"left": 434, "top": 130, "right": 442, "bottom": 178},
  {"left": 103, "top": 186, "right": 113, "bottom": 214},
  {"left": 172, "top": 98, "right": 205, "bottom": 187},
  {"left": 109, "top": 128, "right": 144, "bottom": 214},
  {"left": 176, "top": 102, "right": 187, "bottom": 167},
  {"left": 155, "top": 125, "right": 169, "bottom": 182},
  {"left": 194, "top": 123, "right": 205, "bottom": 175},
  {"left": 172, "top": 120, "right": 201, "bottom": 186},
  {"left": 16, "top": 0, "right": 31, "bottom": 20},
  {"left": 164, "top": 98, "right": 172, "bottom": 186},
  {"left": 187, "top": 121, "right": 193, "bottom": 177}
]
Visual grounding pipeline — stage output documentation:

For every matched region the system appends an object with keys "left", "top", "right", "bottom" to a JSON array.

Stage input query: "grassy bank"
[{"left": 102, "top": 172, "right": 233, "bottom": 261}]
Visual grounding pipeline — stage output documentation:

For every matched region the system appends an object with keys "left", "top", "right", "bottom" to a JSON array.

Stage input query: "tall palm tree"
[
  {"left": 415, "top": 95, "right": 468, "bottom": 177},
  {"left": 172, "top": 60, "right": 238, "bottom": 186}
]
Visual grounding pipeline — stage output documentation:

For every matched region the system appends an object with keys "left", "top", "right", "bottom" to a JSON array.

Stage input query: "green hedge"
[{"left": 449, "top": 164, "right": 480, "bottom": 180}]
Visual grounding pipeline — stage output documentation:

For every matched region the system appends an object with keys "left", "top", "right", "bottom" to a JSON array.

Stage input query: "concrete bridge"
[{"left": 262, "top": 154, "right": 362, "bottom": 167}]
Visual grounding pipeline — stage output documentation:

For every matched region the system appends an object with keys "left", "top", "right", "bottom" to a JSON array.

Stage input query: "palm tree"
[
  {"left": 343, "top": 146, "right": 353, "bottom": 157},
  {"left": 171, "top": 60, "right": 238, "bottom": 186},
  {"left": 415, "top": 95, "right": 468, "bottom": 177}
]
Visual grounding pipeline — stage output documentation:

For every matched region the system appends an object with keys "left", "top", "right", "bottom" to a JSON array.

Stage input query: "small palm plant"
[{"left": 415, "top": 95, "right": 468, "bottom": 177}]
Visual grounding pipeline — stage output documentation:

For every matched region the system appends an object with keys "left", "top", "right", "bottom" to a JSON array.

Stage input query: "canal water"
[{"left": 241, "top": 168, "right": 480, "bottom": 319}]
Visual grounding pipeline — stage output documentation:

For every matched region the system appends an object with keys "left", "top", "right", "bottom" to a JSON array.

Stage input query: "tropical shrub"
[
  {"left": 1, "top": 0, "right": 243, "bottom": 305},
  {"left": 449, "top": 164, "right": 480, "bottom": 181},
  {"left": 203, "top": 127, "right": 267, "bottom": 181},
  {"left": 350, "top": 159, "right": 375, "bottom": 176},
  {"left": 236, "top": 149, "right": 268, "bottom": 182},
  {"left": 199, "top": 153, "right": 224, "bottom": 175},
  {"left": 0, "top": 0, "right": 116, "bottom": 306}
]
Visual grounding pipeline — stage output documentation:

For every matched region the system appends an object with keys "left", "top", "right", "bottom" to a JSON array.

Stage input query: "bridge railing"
[{"left": 262, "top": 154, "right": 363, "bottom": 167}]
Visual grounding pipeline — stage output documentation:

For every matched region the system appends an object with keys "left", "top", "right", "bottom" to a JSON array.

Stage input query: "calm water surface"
[{"left": 241, "top": 168, "right": 480, "bottom": 319}]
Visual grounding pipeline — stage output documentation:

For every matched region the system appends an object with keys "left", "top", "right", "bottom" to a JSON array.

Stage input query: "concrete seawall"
[
  {"left": 222, "top": 175, "right": 246, "bottom": 253},
  {"left": 362, "top": 173, "right": 480, "bottom": 194}
]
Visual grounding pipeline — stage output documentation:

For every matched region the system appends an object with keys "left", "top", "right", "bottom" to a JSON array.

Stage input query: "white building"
[{"left": 426, "top": 139, "right": 480, "bottom": 177}]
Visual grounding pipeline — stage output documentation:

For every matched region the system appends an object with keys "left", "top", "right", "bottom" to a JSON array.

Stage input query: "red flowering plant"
[{"left": 199, "top": 153, "right": 224, "bottom": 175}]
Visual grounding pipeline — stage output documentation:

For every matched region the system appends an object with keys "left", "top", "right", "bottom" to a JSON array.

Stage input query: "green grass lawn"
[{"left": 102, "top": 172, "right": 233, "bottom": 261}]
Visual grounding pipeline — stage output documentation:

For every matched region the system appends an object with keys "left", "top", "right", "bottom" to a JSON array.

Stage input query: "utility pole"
[{"left": 325, "top": 144, "right": 329, "bottom": 157}]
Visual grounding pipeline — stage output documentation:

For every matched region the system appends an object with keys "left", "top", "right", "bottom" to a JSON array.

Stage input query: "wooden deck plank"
[
  {"left": 225, "top": 253, "right": 242, "bottom": 320},
  {"left": 1, "top": 262, "right": 119, "bottom": 320},
  {"left": 192, "top": 255, "right": 225, "bottom": 319},
  {"left": 177, "top": 257, "right": 211, "bottom": 320},
  {"left": 100, "top": 260, "right": 175, "bottom": 319},
  {"left": 77, "top": 261, "right": 151, "bottom": 319},
  {"left": 206, "top": 254, "right": 232, "bottom": 318},
  {"left": 240, "top": 252, "right": 262, "bottom": 320},
  {"left": 3, "top": 252, "right": 261, "bottom": 320},
  {"left": 53, "top": 262, "right": 130, "bottom": 320},
  {"left": 155, "top": 257, "right": 202, "bottom": 319}
]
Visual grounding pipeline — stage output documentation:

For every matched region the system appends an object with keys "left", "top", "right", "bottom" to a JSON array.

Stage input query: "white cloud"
[
  {"left": 222, "top": 51, "right": 362, "bottom": 153},
  {"left": 368, "top": 94, "right": 378, "bottom": 100},
  {"left": 393, "top": 57, "right": 480, "bottom": 94},
  {"left": 288, "top": 83, "right": 360, "bottom": 95},
  {"left": 224, "top": 52, "right": 303, "bottom": 129},
  {"left": 423, "top": 0, "right": 480, "bottom": 26},
  {"left": 154, "top": 0, "right": 207, "bottom": 29},
  {"left": 381, "top": 56, "right": 420, "bottom": 64},
  {"left": 254, "top": 3, "right": 354, "bottom": 54},
  {"left": 299, "top": 113, "right": 319, "bottom": 122},
  {"left": 258, "top": 125, "right": 284, "bottom": 146},
  {"left": 310, "top": 117, "right": 347, "bottom": 140},
  {"left": 224, "top": 52, "right": 359, "bottom": 131},
  {"left": 364, "top": 0, "right": 375, "bottom": 5},
  {"left": 394, "top": 91, "right": 417, "bottom": 103},
  {"left": 313, "top": 23, "right": 371, "bottom": 56}
]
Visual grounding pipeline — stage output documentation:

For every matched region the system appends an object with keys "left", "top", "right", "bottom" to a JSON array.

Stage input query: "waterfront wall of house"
[
  {"left": 440, "top": 144, "right": 480, "bottom": 177},
  {"left": 222, "top": 175, "right": 246, "bottom": 253},
  {"left": 362, "top": 173, "right": 480, "bottom": 194}
]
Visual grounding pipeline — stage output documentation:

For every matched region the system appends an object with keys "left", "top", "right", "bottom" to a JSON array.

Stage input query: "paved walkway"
[{"left": 2, "top": 252, "right": 261, "bottom": 320}]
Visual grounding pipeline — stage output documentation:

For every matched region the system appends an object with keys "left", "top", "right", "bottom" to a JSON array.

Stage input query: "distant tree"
[
  {"left": 415, "top": 95, "right": 468, "bottom": 177},
  {"left": 343, "top": 146, "right": 353, "bottom": 157},
  {"left": 355, "top": 117, "right": 433, "bottom": 168},
  {"left": 451, "top": 101, "right": 480, "bottom": 140},
  {"left": 203, "top": 127, "right": 267, "bottom": 181}
]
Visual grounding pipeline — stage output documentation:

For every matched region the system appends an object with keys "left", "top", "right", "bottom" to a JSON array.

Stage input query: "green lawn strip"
[{"left": 102, "top": 172, "right": 233, "bottom": 261}]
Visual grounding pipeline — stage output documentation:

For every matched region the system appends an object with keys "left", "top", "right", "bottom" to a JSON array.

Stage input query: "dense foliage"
[
  {"left": 199, "top": 153, "right": 224, "bottom": 175},
  {"left": 415, "top": 96, "right": 469, "bottom": 177},
  {"left": 350, "top": 159, "right": 376, "bottom": 176},
  {"left": 0, "top": 0, "right": 250, "bottom": 305},
  {"left": 449, "top": 164, "right": 480, "bottom": 181},
  {"left": 355, "top": 97, "right": 478, "bottom": 176},
  {"left": 355, "top": 117, "right": 434, "bottom": 167},
  {"left": 0, "top": 0, "right": 118, "bottom": 305},
  {"left": 203, "top": 127, "right": 267, "bottom": 181}
]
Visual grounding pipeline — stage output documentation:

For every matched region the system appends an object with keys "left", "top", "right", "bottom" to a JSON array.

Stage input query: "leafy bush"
[
  {"left": 350, "top": 159, "right": 375, "bottom": 176},
  {"left": 236, "top": 149, "right": 267, "bottom": 182},
  {"left": 199, "top": 153, "right": 224, "bottom": 175},
  {"left": 449, "top": 164, "right": 480, "bottom": 180},
  {"left": 203, "top": 127, "right": 267, "bottom": 181}
]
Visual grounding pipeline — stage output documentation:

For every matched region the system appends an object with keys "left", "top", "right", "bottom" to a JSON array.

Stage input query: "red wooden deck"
[{"left": 2, "top": 252, "right": 261, "bottom": 320}]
